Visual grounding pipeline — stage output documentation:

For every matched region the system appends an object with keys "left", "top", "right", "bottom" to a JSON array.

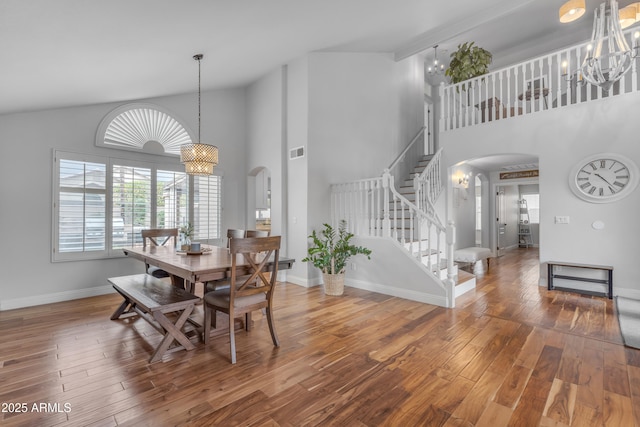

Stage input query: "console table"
[{"left": 547, "top": 261, "right": 613, "bottom": 299}]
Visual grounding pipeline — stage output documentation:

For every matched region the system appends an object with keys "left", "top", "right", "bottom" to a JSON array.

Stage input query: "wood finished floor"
[{"left": 1, "top": 248, "right": 639, "bottom": 426}]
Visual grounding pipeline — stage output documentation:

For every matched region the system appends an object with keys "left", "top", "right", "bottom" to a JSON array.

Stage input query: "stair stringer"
[{"left": 345, "top": 235, "right": 454, "bottom": 308}]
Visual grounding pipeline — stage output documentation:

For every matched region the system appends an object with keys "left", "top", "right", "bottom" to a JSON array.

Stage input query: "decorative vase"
[{"left": 322, "top": 273, "right": 345, "bottom": 296}]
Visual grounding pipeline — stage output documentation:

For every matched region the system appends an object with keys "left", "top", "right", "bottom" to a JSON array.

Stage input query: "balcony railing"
[{"left": 440, "top": 29, "right": 640, "bottom": 132}]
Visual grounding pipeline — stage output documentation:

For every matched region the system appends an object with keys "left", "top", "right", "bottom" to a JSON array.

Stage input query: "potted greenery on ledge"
[
  {"left": 302, "top": 220, "right": 372, "bottom": 296},
  {"left": 445, "top": 42, "right": 492, "bottom": 87}
]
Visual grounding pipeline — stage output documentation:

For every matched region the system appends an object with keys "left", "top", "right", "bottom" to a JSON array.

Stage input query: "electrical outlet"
[{"left": 555, "top": 216, "right": 570, "bottom": 224}]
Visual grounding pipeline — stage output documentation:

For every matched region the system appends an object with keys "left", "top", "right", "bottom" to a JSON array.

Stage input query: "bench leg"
[
  {"left": 110, "top": 299, "right": 132, "bottom": 320},
  {"left": 149, "top": 304, "right": 195, "bottom": 363}
]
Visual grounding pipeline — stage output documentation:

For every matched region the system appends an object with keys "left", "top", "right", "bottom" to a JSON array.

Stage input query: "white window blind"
[
  {"left": 55, "top": 154, "right": 107, "bottom": 260},
  {"left": 53, "top": 151, "right": 223, "bottom": 261},
  {"left": 157, "top": 169, "right": 189, "bottom": 230},
  {"left": 193, "top": 175, "right": 222, "bottom": 241},
  {"left": 112, "top": 164, "right": 152, "bottom": 248}
]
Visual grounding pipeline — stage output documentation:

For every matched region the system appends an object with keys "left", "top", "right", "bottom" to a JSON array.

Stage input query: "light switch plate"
[{"left": 555, "top": 216, "right": 570, "bottom": 224}]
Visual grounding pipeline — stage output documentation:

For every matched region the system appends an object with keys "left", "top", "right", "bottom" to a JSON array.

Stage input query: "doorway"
[{"left": 248, "top": 167, "right": 271, "bottom": 233}]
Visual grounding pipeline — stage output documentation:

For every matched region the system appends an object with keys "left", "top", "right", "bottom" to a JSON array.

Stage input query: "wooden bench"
[
  {"left": 547, "top": 261, "right": 613, "bottom": 299},
  {"left": 109, "top": 274, "right": 200, "bottom": 363}
]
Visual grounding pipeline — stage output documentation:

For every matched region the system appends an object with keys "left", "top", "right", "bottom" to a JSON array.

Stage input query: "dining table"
[{"left": 122, "top": 244, "right": 295, "bottom": 293}]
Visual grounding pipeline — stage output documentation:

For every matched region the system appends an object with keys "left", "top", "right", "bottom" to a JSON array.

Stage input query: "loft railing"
[{"left": 440, "top": 28, "right": 640, "bottom": 131}]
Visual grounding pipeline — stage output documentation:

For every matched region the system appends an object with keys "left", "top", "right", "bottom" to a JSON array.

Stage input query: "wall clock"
[{"left": 569, "top": 153, "right": 639, "bottom": 203}]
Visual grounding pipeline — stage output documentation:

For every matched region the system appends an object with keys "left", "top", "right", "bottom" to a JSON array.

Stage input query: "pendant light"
[
  {"left": 180, "top": 54, "right": 218, "bottom": 176},
  {"left": 579, "top": 0, "right": 633, "bottom": 91}
]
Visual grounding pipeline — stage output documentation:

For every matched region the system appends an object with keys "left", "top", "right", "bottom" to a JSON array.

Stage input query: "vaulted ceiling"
[{"left": 0, "top": 0, "right": 621, "bottom": 115}]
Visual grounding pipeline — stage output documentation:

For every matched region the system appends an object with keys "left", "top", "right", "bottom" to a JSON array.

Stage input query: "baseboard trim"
[
  {"left": 286, "top": 275, "right": 321, "bottom": 288},
  {"left": 608, "top": 287, "right": 640, "bottom": 300},
  {"left": 1, "top": 285, "right": 116, "bottom": 311},
  {"left": 345, "top": 277, "right": 449, "bottom": 307}
]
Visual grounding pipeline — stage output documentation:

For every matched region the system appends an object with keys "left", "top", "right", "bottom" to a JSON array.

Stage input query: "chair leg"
[
  {"left": 203, "top": 305, "right": 211, "bottom": 344},
  {"left": 265, "top": 305, "right": 279, "bottom": 347},
  {"left": 229, "top": 314, "right": 237, "bottom": 364},
  {"left": 212, "top": 309, "right": 217, "bottom": 329},
  {"left": 245, "top": 312, "right": 252, "bottom": 331}
]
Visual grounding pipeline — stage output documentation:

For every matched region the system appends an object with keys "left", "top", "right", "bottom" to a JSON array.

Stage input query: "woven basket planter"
[{"left": 322, "top": 273, "right": 345, "bottom": 296}]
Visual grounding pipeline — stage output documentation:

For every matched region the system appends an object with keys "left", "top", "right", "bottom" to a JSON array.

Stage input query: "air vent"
[{"left": 289, "top": 146, "right": 305, "bottom": 160}]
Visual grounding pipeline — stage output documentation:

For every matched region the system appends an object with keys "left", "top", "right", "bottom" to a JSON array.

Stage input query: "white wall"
[
  {"left": 286, "top": 57, "right": 311, "bottom": 285},
  {"left": 441, "top": 91, "right": 640, "bottom": 298},
  {"left": 0, "top": 88, "right": 247, "bottom": 309},
  {"left": 304, "top": 52, "right": 425, "bottom": 284},
  {"left": 246, "top": 67, "right": 285, "bottom": 238}
]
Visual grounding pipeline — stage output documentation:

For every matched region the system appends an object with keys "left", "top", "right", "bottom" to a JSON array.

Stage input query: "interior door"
[{"left": 496, "top": 187, "right": 506, "bottom": 257}]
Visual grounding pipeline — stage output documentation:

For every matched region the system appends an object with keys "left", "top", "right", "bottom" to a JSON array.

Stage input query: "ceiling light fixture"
[
  {"left": 579, "top": 0, "right": 635, "bottom": 91},
  {"left": 180, "top": 54, "right": 218, "bottom": 176},
  {"left": 559, "top": 0, "right": 586, "bottom": 23},
  {"left": 619, "top": 2, "right": 640, "bottom": 28},
  {"left": 426, "top": 45, "right": 445, "bottom": 76}
]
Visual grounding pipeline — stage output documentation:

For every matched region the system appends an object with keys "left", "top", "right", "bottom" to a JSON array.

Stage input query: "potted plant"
[
  {"left": 302, "top": 220, "right": 372, "bottom": 296},
  {"left": 445, "top": 42, "right": 492, "bottom": 87},
  {"left": 179, "top": 222, "right": 194, "bottom": 250}
]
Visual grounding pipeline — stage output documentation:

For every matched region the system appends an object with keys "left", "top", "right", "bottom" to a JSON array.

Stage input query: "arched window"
[{"left": 96, "top": 103, "right": 194, "bottom": 156}]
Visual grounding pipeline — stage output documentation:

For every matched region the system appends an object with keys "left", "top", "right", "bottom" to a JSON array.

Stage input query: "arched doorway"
[{"left": 248, "top": 166, "right": 271, "bottom": 233}]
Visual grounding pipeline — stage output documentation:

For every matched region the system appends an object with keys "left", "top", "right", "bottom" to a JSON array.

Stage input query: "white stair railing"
[
  {"left": 331, "top": 164, "right": 456, "bottom": 290},
  {"left": 414, "top": 147, "right": 443, "bottom": 220},
  {"left": 440, "top": 27, "right": 640, "bottom": 132}
]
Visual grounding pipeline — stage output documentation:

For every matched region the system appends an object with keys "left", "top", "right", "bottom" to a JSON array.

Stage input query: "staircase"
[
  {"left": 395, "top": 154, "right": 475, "bottom": 296},
  {"left": 330, "top": 127, "right": 477, "bottom": 307}
]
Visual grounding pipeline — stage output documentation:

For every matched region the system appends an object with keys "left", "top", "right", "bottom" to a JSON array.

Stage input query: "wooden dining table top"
[{"left": 123, "top": 245, "right": 294, "bottom": 285}]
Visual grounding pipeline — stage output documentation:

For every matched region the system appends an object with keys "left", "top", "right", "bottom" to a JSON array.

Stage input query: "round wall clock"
[{"left": 569, "top": 153, "right": 639, "bottom": 203}]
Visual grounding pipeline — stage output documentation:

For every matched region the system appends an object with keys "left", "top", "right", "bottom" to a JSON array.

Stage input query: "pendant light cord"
[{"left": 194, "top": 54, "right": 203, "bottom": 142}]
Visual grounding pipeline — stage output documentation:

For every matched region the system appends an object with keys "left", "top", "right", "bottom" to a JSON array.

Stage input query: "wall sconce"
[{"left": 457, "top": 173, "right": 470, "bottom": 189}]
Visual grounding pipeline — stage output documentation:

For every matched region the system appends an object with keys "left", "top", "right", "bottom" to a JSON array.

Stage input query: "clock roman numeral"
[
  {"left": 599, "top": 188, "right": 604, "bottom": 196},
  {"left": 589, "top": 162, "right": 597, "bottom": 171},
  {"left": 580, "top": 182, "right": 591, "bottom": 190},
  {"left": 600, "top": 160, "right": 606, "bottom": 168},
  {"left": 614, "top": 167, "right": 626, "bottom": 173},
  {"left": 609, "top": 186, "right": 617, "bottom": 194},
  {"left": 577, "top": 177, "right": 589, "bottom": 181},
  {"left": 613, "top": 181, "right": 625, "bottom": 188},
  {"left": 588, "top": 186, "right": 596, "bottom": 194},
  {"left": 616, "top": 175, "right": 629, "bottom": 179}
]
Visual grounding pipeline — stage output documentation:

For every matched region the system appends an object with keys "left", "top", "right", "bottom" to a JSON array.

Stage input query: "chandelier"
[
  {"left": 579, "top": 0, "right": 634, "bottom": 91},
  {"left": 180, "top": 54, "right": 219, "bottom": 176},
  {"left": 426, "top": 45, "right": 445, "bottom": 76}
]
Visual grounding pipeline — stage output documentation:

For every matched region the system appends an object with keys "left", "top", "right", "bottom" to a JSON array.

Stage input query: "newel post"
[{"left": 382, "top": 169, "right": 392, "bottom": 238}]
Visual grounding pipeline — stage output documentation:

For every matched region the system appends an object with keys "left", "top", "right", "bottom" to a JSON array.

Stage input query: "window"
[
  {"left": 56, "top": 154, "right": 107, "bottom": 259},
  {"left": 521, "top": 194, "right": 540, "bottom": 224},
  {"left": 53, "top": 150, "right": 221, "bottom": 261},
  {"left": 96, "top": 103, "right": 193, "bottom": 156}
]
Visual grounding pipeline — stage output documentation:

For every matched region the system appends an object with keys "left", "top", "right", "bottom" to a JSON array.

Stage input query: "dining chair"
[
  {"left": 141, "top": 228, "right": 178, "bottom": 278},
  {"left": 246, "top": 230, "right": 270, "bottom": 237},
  {"left": 204, "top": 228, "right": 248, "bottom": 293},
  {"left": 203, "top": 235, "right": 281, "bottom": 364},
  {"left": 226, "top": 228, "right": 246, "bottom": 248}
]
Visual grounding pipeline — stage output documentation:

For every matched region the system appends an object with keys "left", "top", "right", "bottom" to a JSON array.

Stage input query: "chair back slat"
[
  {"left": 227, "top": 229, "right": 246, "bottom": 248},
  {"left": 246, "top": 230, "right": 270, "bottom": 237},
  {"left": 141, "top": 228, "right": 178, "bottom": 249},
  {"left": 230, "top": 236, "right": 281, "bottom": 296}
]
